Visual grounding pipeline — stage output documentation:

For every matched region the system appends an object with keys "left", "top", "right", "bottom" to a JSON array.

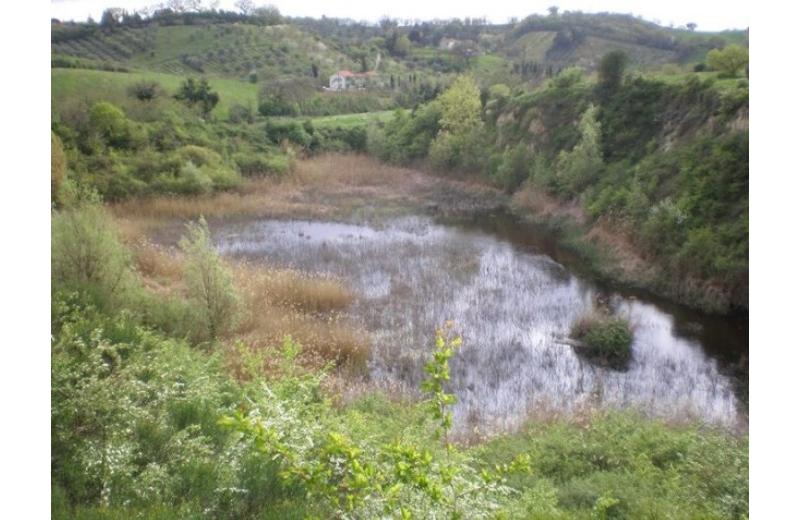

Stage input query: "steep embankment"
[{"left": 490, "top": 75, "right": 748, "bottom": 313}]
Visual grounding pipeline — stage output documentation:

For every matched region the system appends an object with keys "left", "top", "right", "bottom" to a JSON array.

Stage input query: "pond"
[{"left": 215, "top": 211, "right": 748, "bottom": 434}]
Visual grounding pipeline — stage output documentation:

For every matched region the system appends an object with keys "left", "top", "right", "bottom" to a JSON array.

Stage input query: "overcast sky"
[{"left": 50, "top": 0, "right": 749, "bottom": 32}]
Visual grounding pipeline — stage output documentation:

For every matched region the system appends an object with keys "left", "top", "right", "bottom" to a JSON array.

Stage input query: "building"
[{"left": 327, "top": 70, "right": 376, "bottom": 91}]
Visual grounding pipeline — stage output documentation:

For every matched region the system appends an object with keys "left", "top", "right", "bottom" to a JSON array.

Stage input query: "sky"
[{"left": 50, "top": 0, "right": 749, "bottom": 31}]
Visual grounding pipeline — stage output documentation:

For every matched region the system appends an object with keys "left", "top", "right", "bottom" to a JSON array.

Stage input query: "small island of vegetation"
[{"left": 569, "top": 310, "right": 634, "bottom": 369}]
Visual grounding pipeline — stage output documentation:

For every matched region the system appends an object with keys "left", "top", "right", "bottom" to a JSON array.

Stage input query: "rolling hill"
[{"left": 52, "top": 11, "right": 747, "bottom": 87}]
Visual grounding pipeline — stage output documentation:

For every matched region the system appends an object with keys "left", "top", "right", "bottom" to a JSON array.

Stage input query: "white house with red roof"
[{"left": 327, "top": 70, "right": 376, "bottom": 91}]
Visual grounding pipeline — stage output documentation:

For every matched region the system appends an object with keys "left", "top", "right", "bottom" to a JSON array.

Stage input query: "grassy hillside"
[
  {"left": 506, "top": 11, "right": 748, "bottom": 67},
  {"left": 53, "top": 23, "right": 360, "bottom": 82},
  {"left": 52, "top": 68, "right": 259, "bottom": 119},
  {"left": 52, "top": 12, "right": 747, "bottom": 89}
]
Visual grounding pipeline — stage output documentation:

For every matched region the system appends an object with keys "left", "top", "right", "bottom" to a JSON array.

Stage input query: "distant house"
[{"left": 327, "top": 70, "right": 376, "bottom": 91}]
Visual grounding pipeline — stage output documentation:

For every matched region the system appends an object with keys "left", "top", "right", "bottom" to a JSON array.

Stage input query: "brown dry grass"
[
  {"left": 121, "top": 231, "right": 369, "bottom": 380},
  {"left": 110, "top": 154, "right": 423, "bottom": 223},
  {"left": 111, "top": 154, "right": 450, "bottom": 230},
  {"left": 230, "top": 262, "right": 368, "bottom": 372},
  {"left": 511, "top": 185, "right": 587, "bottom": 223}
]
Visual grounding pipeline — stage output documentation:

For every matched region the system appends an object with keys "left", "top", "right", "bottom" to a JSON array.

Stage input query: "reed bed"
[{"left": 124, "top": 235, "right": 369, "bottom": 379}]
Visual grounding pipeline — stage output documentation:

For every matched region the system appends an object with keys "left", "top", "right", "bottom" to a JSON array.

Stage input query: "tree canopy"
[
  {"left": 597, "top": 50, "right": 628, "bottom": 93},
  {"left": 707, "top": 44, "right": 749, "bottom": 77},
  {"left": 437, "top": 75, "right": 482, "bottom": 135}
]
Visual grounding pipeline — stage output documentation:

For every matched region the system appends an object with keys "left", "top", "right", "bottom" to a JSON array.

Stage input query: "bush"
[
  {"left": 127, "top": 81, "right": 162, "bottom": 102},
  {"left": 175, "top": 78, "right": 219, "bottom": 116},
  {"left": 314, "top": 125, "right": 368, "bottom": 152},
  {"left": 493, "top": 143, "right": 530, "bottom": 193},
  {"left": 228, "top": 103, "right": 254, "bottom": 123},
  {"left": 707, "top": 44, "right": 749, "bottom": 78},
  {"left": 179, "top": 218, "right": 240, "bottom": 340},
  {"left": 550, "top": 67, "right": 584, "bottom": 89},
  {"left": 264, "top": 120, "right": 311, "bottom": 147},
  {"left": 233, "top": 152, "right": 292, "bottom": 176},
  {"left": 153, "top": 162, "right": 213, "bottom": 195},
  {"left": 554, "top": 104, "right": 603, "bottom": 195},
  {"left": 570, "top": 312, "right": 633, "bottom": 369},
  {"left": 51, "top": 202, "right": 132, "bottom": 306},
  {"left": 88, "top": 102, "right": 131, "bottom": 148},
  {"left": 367, "top": 104, "right": 442, "bottom": 165},
  {"left": 258, "top": 93, "right": 295, "bottom": 116}
]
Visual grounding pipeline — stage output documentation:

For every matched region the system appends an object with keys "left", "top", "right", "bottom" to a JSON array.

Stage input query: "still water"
[{"left": 215, "top": 212, "right": 747, "bottom": 433}]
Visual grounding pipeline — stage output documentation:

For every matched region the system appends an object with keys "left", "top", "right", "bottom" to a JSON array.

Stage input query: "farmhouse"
[{"left": 327, "top": 70, "right": 377, "bottom": 91}]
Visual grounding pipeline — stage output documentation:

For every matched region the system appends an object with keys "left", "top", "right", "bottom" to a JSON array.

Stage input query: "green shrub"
[
  {"left": 707, "top": 44, "right": 749, "bottom": 78},
  {"left": 179, "top": 218, "right": 240, "bottom": 341},
  {"left": 264, "top": 120, "right": 311, "bottom": 147},
  {"left": 153, "top": 162, "right": 213, "bottom": 195},
  {"left": 233, "top": 151, "right": 291, "bottom": 176},
  {"left": 494, "top": 143, "right": 530, "bottom": 193},
  {"left": 554, "top": 104, "right": 603, "bottom": 195},
  {"left": 570, "top": 312, "right": 633, "bottom": 368},
  {"left": 550, "top": 67, "right": 584, "bottom": 89},
  {"left": 257, "top": 93, "right": 295, "bottom": 116},
  {"left": 88, "top": 102, "right": 132, "bottom": 148},
  {"left": 51, "top": 202, "right": 132, "bottom": 306},
  {"left": 175, "top": 77, "right": 219, "bottom": 116},
  {"left": 127, "top": 81, "right": 162, "bottom": 102},
  {"left": 228, "top": 103, "right": 254, "bottom": 123},
  {"left": 315, "top": 125, "right": 368, "bottom": 152}
]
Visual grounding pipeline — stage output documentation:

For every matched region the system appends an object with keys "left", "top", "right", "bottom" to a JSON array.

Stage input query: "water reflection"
[{"left": 216, "top": 216, "right": 743, "bottom": 432}]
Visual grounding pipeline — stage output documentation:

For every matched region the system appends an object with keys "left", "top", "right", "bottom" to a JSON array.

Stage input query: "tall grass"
[
  {"left": 122, "top": 229, "right": 368, "bottom": 374},
  {"left": 111, "top": 154, "right": 421, "bottom": 221},
  {"left": 230, "top": 262, "right": 368, "bottom": 373}
]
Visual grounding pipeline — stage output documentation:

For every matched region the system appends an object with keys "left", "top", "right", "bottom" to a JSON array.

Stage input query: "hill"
[{"left": 52, "top": 11, "right": 747, "bottom": 88}]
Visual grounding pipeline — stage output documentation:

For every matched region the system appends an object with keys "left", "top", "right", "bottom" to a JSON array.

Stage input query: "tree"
[
  {"left": 175, "top": 78, "right": 219, "bottom": 116},
  {"left": 597, "top": 50, "right": 628, "bottom": 93},
  {"left": 548, "top": 6, "right": 559, "bottom": 16},
  {"left": 428, "top": 75, "right": 484, "bottom": 171},
  {"left": 234, "top": 0, "right": 255, "bottom": 15},
  {"left": 180, "top": 217, "right": 239, "bottom": 340},
  {"left": 687, "top": 22, "right": 697, "bottom": 31},
  {"left": 437, "top": 75, "right": 482, "bottom": 135},
  {"left": 555, "top": 104, "right": 603, "bottom": 194},
  {"left": 253, "top": 5, "right": 282, "bottom": 25},
  {"left": 707, "top": 44, "right": 749, "bottom": 77},
  {"left": 99, "top": 8, "right": 123, "bottom": 29},
  {"left": 392, "top": 34, "right": 411, "bottom": 57}
]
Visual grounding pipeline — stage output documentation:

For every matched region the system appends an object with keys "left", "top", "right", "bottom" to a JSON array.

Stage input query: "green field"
[
  {"left": 51, "top": 68, "right": 259, "bottom": 118},
  {"left": 274, "top": 110, "right": 401, "bottom": 128}
]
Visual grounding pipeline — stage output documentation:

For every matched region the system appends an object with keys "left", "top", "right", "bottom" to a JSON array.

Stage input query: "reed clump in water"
[
  {"left": 570, "top": 310, "right": 633, "bottom": 370},
  {"left": 231, "top": 262, "right": 369, "bottom": 373}
]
